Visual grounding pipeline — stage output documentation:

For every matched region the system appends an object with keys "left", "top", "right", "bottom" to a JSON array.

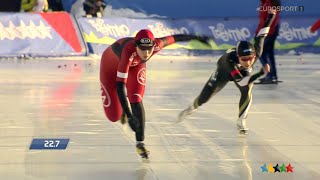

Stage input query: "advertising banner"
[
  {"left": 0, "top": 12, "right": 87, "bottom": 57},
  {"left": 78, "top": 16, "right": 319, "bottom": 55}
]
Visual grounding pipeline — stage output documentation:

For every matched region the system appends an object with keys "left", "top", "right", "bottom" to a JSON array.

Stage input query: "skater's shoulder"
[{"left": 223, "top": 48, "right": 239, "bottom": 64}]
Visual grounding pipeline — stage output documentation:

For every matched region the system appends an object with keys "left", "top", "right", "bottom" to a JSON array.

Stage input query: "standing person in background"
[
  {"left": 100, "top": 29, "right": 210, "bottom": 160},
  {"left": 83, "top": 0, "right": 106, "bottom": 17},
  {"left": 33, "top": 0, "right": 48, "bottom": 12},
  {"left": 21, "top": 0, "right": 48, "bottom": 12},
  {"left": 256, "top": 0, "right": 281, "bottom": 84},
  {"left": 310, "top": 19, "right": 320, "bottom": 33},
  {"left": 0, "top": 0, "right": 21, "bottom": 12},
  {"left": 47, "top": 0, "right": 64, "bottom": 11},
  {"left": 21, "top": 0, "right": 36, "bottom": 12}
]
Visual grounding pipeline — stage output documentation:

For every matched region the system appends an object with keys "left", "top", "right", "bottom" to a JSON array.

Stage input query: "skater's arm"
[
  {"left": 235, "top": 64, "right": 270, "bottom": 86},
  {"left": 224, "top": 51, "right": 246, "bottom": 82},
  {"left": 230, "top": 65, "right": 244, "bottom": 82},
  {"left": 254, "top": 10, "right": 276, "bottom": 60},
  {"left": 157, "top": 34, "right": 211, "bottom": 48},
  {"left": 173, "top": 34, "right": 211, "bottom": 46},
  {"left": 235, "top": 70, "right": 264, "bottom": 86},
  {"left": 116, "top": 49, "right": 133, "bottom": 118},
  {"left": 116, "top": 82, "right": 133, "bottom": 118}
]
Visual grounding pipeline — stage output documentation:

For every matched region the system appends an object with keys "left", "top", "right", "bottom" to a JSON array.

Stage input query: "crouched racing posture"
[
  {"left": 177, "top": 11, "right": 276, "bottom": 135},
  {"left": 100, "top": 29, "right": 210, "bottom": 160}
]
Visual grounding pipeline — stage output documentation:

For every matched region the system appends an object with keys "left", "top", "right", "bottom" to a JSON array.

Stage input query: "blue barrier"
[{"left": 77, "top": 16, "right": 320, "bottom": 55}]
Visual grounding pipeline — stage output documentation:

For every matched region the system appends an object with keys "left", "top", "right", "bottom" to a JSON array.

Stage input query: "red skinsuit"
[{"left": 100, "top": 36, "right": 175, "bottom": 121}]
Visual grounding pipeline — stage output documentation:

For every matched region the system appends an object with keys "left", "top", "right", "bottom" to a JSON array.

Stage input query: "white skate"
[
  {"left": 176, "top": 105, "right": 196, "bottom": 123},
  {"left": 237, "top": 118, "right": 249, "bottom": 135}
]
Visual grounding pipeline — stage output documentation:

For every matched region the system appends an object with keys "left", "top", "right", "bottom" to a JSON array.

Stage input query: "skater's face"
[
  {"left": 238, "top": 54, "right": 255, "bottom": 68},
  {"left": 136, "top": 44, "right": 155, "bottom": 60}
]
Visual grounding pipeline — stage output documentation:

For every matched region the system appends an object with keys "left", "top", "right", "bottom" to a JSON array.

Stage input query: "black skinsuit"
[{"left": 193, "top": 13, "right": 275, "bottom": 120}]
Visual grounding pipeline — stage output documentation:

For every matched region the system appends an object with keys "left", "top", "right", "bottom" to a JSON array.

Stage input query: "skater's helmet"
[
  {"left": 134, "top": 29, "right": 155, "bottom": 47},
  {"left": 236, "top": 41, "right": 255, "bottom": 57}
]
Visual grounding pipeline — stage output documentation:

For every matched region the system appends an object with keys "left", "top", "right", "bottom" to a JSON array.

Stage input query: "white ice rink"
[{"left": 0, "top": 54, "right": 319, "bottom": 180}]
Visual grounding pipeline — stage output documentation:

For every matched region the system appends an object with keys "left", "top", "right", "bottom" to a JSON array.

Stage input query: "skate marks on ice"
[{"left": 1, "top": 56, "right": 320, "bottom": 179}]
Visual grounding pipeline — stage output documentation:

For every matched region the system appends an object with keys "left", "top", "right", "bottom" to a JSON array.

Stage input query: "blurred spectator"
[
  {"left": 33, "top": 0, "right": 49, "bottom": 12},
  {"left": 256, "top": 0, "right": 281, "bottom": 84},
  {"left": 0, "top": 0, "right": 21, "bottom": 12},
  {"left": 83, "top": 0, "right": 106, "bottom": 18},
  {"left": 48, "top": 0, "right": 64, "bottom": 11},
  {"left": 21, "top": 0, "right": 36, "bottom": 12},
  {"left": 21, "top": 0, "right": 48, "bottom": 12}
]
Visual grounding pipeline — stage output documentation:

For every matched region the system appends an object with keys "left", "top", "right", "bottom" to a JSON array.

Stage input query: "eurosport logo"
[
  {"left": 261, "top": 163, "right": 294, "bottom": 173},
  {"left": 257, "top": 6, "right": 304, "bottom": 12}
]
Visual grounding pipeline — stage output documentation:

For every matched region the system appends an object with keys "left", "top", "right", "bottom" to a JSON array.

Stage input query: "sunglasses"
[
  {"left": 138, "top": 45, "right": 155, "bottom": 51},
  {"left": 239, "top": 55, "right": 255, "bottom": 61}
]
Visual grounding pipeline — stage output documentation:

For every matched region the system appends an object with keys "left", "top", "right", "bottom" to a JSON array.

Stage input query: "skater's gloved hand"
[
  {"left": 194, "top": 36, "right": 212, "bottom": 47},
  {"left": 128, "top": 115, "right": 140, "bottom": 132}
]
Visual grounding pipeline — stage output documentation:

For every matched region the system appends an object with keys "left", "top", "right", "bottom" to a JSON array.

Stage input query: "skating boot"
[
  {"left": 136, "top": 142, "right": 149, "bottom": 161},
  {"left": 177, "top": 105, "right": 196, "bottom": 123},
  {"left": 237, "top": 118, "right": 249, "bottom": 135}
]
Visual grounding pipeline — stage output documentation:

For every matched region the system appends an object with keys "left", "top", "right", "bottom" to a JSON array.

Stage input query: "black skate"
[
  {"left": 136, "top": 143, "right": 149, "bottom": 162},
  {"left": 238, "top": 128, "right": 249, "bottom": 135}
]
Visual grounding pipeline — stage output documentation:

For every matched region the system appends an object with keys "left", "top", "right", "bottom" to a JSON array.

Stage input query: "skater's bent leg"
[
  {"left": 130, "top": 102, "right": 145, "bottom": 142},
  {"left": 236, "top": 84, "right": 253, "bottom": 130},
  {"left": 100, "top": 81, "right": 122, "bottom": 122},
  {"left": 179, "top": 81, "right": 217, "bottom": 120},
  {"left": 177, "top": 76, "right": 229, "bottom": 123},
  {"left": 126, "top": 63, "right": 147, "bottom": 142},
  {"left": 238, "top": 84, "right": 253, "bottom": 119},
  {"left": 194, "top": 79, "right": 228, "bottom": 109}
]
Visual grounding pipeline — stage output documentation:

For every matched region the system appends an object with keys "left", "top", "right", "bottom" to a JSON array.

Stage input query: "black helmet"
[{"left": 236, "top": 41, "right": 255, "bottom": 56}]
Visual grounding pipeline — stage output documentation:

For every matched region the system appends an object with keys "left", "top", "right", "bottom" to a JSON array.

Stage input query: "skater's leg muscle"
[
  {"left": 131, "top": 102, "right": 145, "bottom": 142},
  {"left": 195, "top": 77, "right": 228, "bottom": 108},
  {"left": 238, "top": 84, "right": 253, "bottom": 119}
]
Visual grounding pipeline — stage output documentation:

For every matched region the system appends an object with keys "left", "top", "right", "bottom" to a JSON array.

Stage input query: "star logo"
[
  {"left": 280, "top": 164, "right": 286, "bottom": 172},
  {"left": 261, "top": 163, "right": 268, "bottom": 172},
  {"left": 273, "top": 164, "right": 280, "bottom": 173},
  {"left": 286, "top": 164, "right": 294, "bottom": 173},
  {"left": 267, "top": 163, "right": 274, "bottom": 173}
]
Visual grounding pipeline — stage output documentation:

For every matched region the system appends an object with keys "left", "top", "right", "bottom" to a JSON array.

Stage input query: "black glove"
[
  {"left": 173, "top": 34, "right": 212, "bottom": 47},
  {"left": 128, "top": 115, "right": 140, "bottom": 132},
  {"left": 194, "top": 36, "right": 212, "bottom": 47}
]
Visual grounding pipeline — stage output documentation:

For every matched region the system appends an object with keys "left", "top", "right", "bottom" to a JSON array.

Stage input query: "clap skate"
[
  {"left": 237, "top": 118, "right": 249, "bottom": 135},
  {"left": 136, "top": 142, "right": 149, "bottom": 162},
  {"left": 177, "top": 105, "right": 196, "bottom": 123}
]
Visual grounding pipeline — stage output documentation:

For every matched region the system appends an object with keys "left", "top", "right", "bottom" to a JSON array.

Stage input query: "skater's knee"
[
  {"left": 198, "top": 87, "right": 214, "bottom": 105},
  {"left": 197, "top": 96, "right": 207, "bottom": 106},
  {"left": 104, "top": 110, "right": 122, "bottom": 122},
  {"left": 128, "top": 94, "right": 143, "bottom": 103}
]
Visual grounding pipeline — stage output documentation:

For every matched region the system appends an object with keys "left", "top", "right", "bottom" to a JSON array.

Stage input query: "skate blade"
[
  {"left": 176, "top": 117, "right": 185, "bottom": 123},
  {"left": 176, "top": 112, "right": 187, "bottom": 123},
  {"left": 239, "top": 129, "right": 248, "bottom": 135},
  {"left": 141, "top": 157, "right": 150, "bottom": 163}
]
